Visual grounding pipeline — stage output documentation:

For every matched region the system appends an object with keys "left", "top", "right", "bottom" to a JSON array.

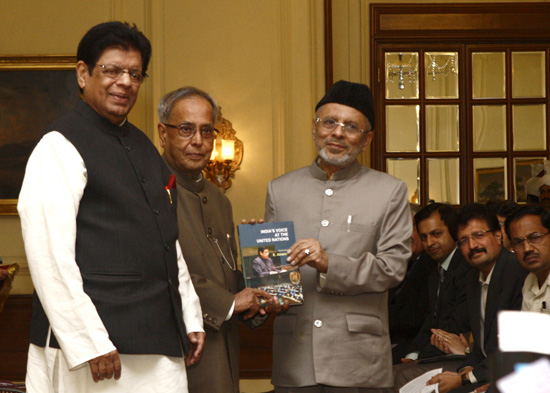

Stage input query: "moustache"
[
  {"left": 324, "top": 138, "right": 349, "bottom": 148},
  {"left": 542, "top": 197, "right": 550, "bottom": 202},
  {"left": 468, "top": 247, "right": 486, "bottom": 259}
]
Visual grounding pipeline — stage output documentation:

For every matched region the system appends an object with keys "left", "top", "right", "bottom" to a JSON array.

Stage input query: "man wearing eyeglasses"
[
  {"left": 421, "top": 203, "right": 526, "bottom": 393},
  {"left": 265, "top": 80, "right": 412, "bottom": 392},
  {"left": 18, "top": 22, "right": 204, "bottom": 393},
  {"left": 158, "top": 86, "right": 278, "bottom": 393},
  {"left": 505, "top": 206, "right": 550, "bottom": 314}
]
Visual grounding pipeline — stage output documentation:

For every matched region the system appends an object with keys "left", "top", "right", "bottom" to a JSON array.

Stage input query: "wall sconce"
[{"left": 203, "top": 107, "right": 243, "bottom": 193}]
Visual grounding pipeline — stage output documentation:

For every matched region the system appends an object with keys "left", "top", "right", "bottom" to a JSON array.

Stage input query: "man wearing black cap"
[{"left": 264, "top": 80, "right": 412, "bottom": 392}]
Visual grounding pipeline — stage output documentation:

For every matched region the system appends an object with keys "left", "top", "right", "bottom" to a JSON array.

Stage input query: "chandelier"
[
  {"left": 386, "top": 53, "right": 417, "bottom": 90},
  {"left": 386, "top": 52, "right": 458, "bottom": 90},
  {"left": 426, "top": 53, "right": 457, "bottom": 81}
]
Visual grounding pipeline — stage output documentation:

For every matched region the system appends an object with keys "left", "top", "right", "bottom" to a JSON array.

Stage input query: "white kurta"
[
  {"left": 19, "top": 132, "right": 204, "bottom": 393},
  {"left": 522, "top": 272, "right": 550, "bottom": 313}
]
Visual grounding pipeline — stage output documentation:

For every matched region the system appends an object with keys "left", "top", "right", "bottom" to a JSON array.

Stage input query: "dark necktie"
[{"left": 434, "top": 266, "right": 446, "bottom": 317}]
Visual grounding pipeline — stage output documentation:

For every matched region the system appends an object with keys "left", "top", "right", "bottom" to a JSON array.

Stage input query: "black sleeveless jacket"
[{"left": 30, "top": 100, "right": 188, "bottom": 356}]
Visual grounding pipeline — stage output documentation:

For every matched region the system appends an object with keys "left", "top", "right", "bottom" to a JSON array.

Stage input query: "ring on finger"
[{"left": 305, "top": 248, "right": 310, "bottom": 256}]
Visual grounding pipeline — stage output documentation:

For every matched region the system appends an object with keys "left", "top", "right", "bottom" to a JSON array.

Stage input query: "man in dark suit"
[
  {"left": 393, "top": 203, "right": 472, "bottom": 390},
  {"left": 426, "top": 203, "right": 526, "bottom": 393},
  {"left": 402, "top": 203, "right": 472, "bottom": 361},
  {"left": 389, "top": 205, "right": 437, "bottom": 363}
]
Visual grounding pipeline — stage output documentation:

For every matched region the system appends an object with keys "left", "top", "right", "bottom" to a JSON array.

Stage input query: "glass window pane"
[
  {"left": 385, "top": 52, "right": 419, "bottom": 99},
  {"left": 425, "top": 52, "right": 459, "bottom": 99},
  {"left": 472, "top": 52, "right": 506, "bottom": 99},
  {"left": 513, "top": 104, "right": 547, "bottom": 151},
  {"left": 474, "top": 158, "right": 507, "bottom": 202},
  {"left": 512, "top": 51, "right": 546, "bottom": 98},
  {"left": 426, "top": 105, "right": 459, "bottom": 152},
  {"left": 473, "top": 105, "right": 506, "bottom": 152},
  {"left": 514, "top": 158, "right": 546, "bottom": 203},
  {"left": 387, "top": 158, "right": 420, "bottom": 204},
  {"left": 386, "top": 105, "right": 419, "bottom": 152},
  {"left": 428, "top": 158, "right": 460, "bottom": 204}
]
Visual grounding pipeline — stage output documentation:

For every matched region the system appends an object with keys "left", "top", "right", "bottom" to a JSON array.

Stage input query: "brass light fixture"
[
  {"left": 203, "top": 107, "right": 243, "bottom": 193},
  {"left": 386, "top": 53, "right": 417, "bottom": 90},
  {"left": 426, "top": 52, "right": 457, "bottom": 80}
]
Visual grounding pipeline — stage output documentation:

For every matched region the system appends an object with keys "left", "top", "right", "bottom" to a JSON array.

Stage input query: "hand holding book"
[
  {"left": 235, "top": 287, "right": 286, "bottom": 319},
  {"left": 287, "top": 238, "right": 329, "bottom": 273}
]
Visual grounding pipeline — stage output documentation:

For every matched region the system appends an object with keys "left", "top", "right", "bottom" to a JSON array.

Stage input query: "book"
[{"left": 237, "top": 221, "right": 303, "bottom": 305}]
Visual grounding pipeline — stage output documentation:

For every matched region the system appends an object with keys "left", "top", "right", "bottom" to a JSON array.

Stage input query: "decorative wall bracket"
[{"left": 203, "top": 107, "right": 243, "bottom": 193}]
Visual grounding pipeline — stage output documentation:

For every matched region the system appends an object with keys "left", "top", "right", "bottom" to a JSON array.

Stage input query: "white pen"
[{"left": 347, "top": 215, "right": 352, "bottom": 232}]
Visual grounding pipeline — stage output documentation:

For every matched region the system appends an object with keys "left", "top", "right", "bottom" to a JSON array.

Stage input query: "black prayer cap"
[{"left": 315, "top": 80, "right": 375, "bottom": 129}]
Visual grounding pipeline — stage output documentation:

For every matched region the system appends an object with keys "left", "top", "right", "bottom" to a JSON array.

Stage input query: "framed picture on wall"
[
  {"left": 476, "top": 167, "right": 505, "bottom": 202},
  {"left": 0, "top": 55, "right": 79, "bottom": 215}
]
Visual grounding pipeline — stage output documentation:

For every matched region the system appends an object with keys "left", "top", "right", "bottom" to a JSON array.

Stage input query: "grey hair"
[{"left": 158, "top": 86, "right": 218, "bottom": 124}]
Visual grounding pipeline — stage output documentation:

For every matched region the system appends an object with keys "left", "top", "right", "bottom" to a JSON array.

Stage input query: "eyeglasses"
[
  {"left": 510, "top": 232, "right": 550, "bottom": 251},
  {"left": 457, "top": 230, "right": 496, "bottom": 248},
  {"left": 162, "top": 123, "right": 219, "bottom": 140},
  {"left": 98, "top": 64, "right": 147, "bottom": 85},
  {"left": 315, "top": 117, "right": 370, "bottom": 137}
]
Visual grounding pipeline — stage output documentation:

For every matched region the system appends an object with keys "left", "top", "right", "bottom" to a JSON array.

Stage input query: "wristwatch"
[{"left": 461, "top": 373, "right": 471, "bottom": 386}]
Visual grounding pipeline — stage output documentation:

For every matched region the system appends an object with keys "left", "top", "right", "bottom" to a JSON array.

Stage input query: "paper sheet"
[
  {"left": 498, "top": 311, "right": 550, "bottom": 354},
  {"left": 399, "top": 368, "right": 442, "bottom": 393},
  {"left": 496, "top": 357, "right": 550, "bottom": 393}
]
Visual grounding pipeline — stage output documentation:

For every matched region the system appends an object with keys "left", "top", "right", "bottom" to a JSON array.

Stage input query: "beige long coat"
[
  {"left": 265, "top": 159, "right": 412, "bottom": 389},
  {"left": 168, "top": 162, "right": 241, "bottom": 393}
]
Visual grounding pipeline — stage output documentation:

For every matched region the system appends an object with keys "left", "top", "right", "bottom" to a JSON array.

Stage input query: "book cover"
[{"left": 237, "top": 221, "right": 303, "bottom": 305}]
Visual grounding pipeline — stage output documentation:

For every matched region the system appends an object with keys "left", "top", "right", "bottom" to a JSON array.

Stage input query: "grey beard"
[{"left": 317, "top": 148, "right": 354, "bottom": 167}]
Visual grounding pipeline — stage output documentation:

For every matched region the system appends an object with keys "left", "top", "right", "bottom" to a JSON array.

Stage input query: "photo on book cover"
[{"left": 237, "top": 221, "right": 303, "bottom": 305}]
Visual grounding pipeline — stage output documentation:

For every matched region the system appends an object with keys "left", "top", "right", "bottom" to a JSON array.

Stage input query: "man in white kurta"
[{"left": 18, "top": 22, "right": 204, "bottom": 393}]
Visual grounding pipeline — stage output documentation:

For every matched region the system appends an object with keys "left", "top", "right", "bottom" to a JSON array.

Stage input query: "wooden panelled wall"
[
  {"left": 0, "top": 295, "right": 275, "bottom": 381},
  {"left": 0, "top": 296, "right": 32, "bottom": 381}
]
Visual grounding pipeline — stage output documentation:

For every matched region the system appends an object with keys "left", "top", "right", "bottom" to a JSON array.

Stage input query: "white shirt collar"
[
  {"left": 479, "top": 263, "right": 496, "bottom": 286},
  {"left": 440, "top": 247, "right": 456, "bottom": 272}
]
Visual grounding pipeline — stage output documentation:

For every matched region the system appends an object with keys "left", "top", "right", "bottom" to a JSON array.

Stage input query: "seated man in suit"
[
  {"left": 505, "top": 206, "right": 550, "bottom": 313},
  {"left": 389, "top": 204, "right": 436, "bottom": 363},
  {"left": 487, "top": 200, "right": 519, "bottom": 251},
  {"left": 401, "top": 203, "right": 471, "bottom": 362},
  {"left": 393, "top": 203, "right": 472, "bottom": 389},
  {"left": 426, "top": 203, "right": 527, "bottom": 393}
]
